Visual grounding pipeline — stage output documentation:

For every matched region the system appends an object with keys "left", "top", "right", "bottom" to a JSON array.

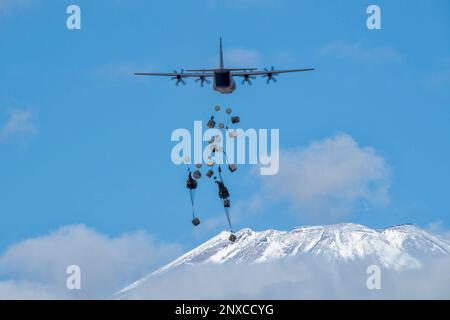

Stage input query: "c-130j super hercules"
[{"left": 134, "top": 38, "right": 314, "bottom": 93}]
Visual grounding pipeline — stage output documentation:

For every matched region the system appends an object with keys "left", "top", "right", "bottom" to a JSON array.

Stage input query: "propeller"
[
  {"left": 171, "top": 69, "right": 186, "bottom": 86},
  {"left": 195, "top": 75, "right": 211, "bottom": 87},
  {"left": 262, "top": 66, "right": 277, "bottom": 84},
  {"left": 241, "top": 74, "right": 256, "bottom": 86}
]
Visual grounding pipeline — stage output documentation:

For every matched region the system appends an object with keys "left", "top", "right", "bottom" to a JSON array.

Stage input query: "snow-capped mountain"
[{"left": 118, "top": 223, "right": 450, "bottom": 296}]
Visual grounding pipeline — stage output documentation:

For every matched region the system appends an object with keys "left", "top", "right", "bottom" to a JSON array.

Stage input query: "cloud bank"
[
  {"left": 225, "top": 48, "right": 262, "bottom": 67},
  {"left": 122, "top": 255, "right": 450, "bottom": 300},
  {"left": 0, "top": 225, "right": 182, "bottom": 299},
  {"left": 320, "top": 41, "right": 401, "bottom": 63},
  {"left": 1, "top": 223, "right": 449, "bottom": 300},
  {"left": 257, "top": 134, "right": 391, "bottom": 222}
]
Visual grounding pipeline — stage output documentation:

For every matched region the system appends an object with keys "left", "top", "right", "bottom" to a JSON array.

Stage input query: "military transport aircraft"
[{"left": 134, "top": 38, "right": 314, "bottom": 94}]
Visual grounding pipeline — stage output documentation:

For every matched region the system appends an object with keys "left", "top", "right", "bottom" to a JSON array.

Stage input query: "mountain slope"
[{"left": 118, "top": 223, "right": 450, "bottom": 296}]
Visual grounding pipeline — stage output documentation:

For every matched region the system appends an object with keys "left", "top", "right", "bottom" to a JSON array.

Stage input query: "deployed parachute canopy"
[{"left": 207, "top": 116, "right": 216, "bottom": 129}]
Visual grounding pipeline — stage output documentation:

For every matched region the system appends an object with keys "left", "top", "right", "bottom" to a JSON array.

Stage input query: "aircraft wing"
[
  {"left": 232, "top": 68, "right": 315, "bottom": 76},
  {"left": 134, "top": 72, "right": 213, "bottom": 77}
]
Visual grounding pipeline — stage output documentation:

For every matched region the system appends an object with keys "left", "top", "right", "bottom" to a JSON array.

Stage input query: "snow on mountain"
[{"left": 117, "top": 223, "right": 450, "bottom": 296}]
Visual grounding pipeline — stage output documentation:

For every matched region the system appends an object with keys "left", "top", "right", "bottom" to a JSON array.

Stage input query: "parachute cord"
[
  {"left": 189, "top": 189, "right": 195, "bottom": 219},
  {"left": 218, "top": 165, "right": 224, "bottom": 183},
  {"left": 224, "top": 206, "right": 233, "bottom": 232},
  {"left": 222, "top": 151, "right": 231, "bottom": 166},
  {"left": 225, "top": 113, "right": 230, "bottom": 130}
]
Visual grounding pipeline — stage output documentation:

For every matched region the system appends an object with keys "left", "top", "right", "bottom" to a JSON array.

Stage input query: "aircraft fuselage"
[{"left": 213, "top": 70, "right": 236, "bottom": 94}]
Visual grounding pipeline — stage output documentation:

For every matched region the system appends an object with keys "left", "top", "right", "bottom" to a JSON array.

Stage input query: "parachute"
[
  {"left": 215, "top": 166, "right": 235, "bottom": 240},
  {"left": 207, "top": 116, "right": 216, "bottom": 129},
  {"left": 183, "top": 105, "right": 241, "bottom": 241},
  {"left": 186, "top": 170, "right": 200, "bottom": 226}
]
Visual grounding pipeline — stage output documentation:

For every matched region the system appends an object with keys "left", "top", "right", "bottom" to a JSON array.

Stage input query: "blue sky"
[{"left": 1, "top": 0, "right": 450, "bottom": 256}]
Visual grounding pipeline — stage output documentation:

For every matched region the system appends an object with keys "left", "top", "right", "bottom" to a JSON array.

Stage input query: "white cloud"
[
  {"left": 422, "top": 56, "right": 450, "bottom": 90},
  {"left": 95, "top": 62, "right": 157, "bottom": 81},
  {"left": 258, "top": 134, "right": 391, "bottom": 222},
  {"left": 122, "top": 255, "right": 450, "bottom": 299},
  {"left": 0, "top": 0, "right": 30, "bottom": 14},
  {"left": 215, "top": 47, "right": 296, "bottom": 69},
  {"left": 0, "top": 109, "right": 38, "bottom": 144},
  {"left": 0, "top": 225, "right": 182, "bottom": 299},
  {"left": 320, "top": 41, "right": 401, "bottom": 63},
  {"left": 0, "top": 281, "right": 55, "bottom": 300},
  {"left": 1, "top": 223, "right": 449, "bottom": 299},
  {"left": 225, "top": 48, "right": 262, "bottom": 67},
  {"left": 426, "top": 220, "right": 450, "bottom": 242}
]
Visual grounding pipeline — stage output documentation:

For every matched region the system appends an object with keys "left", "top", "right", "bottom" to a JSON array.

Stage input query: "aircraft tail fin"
[{"left": 219, "top": 37, "right": 224, "bottom": 69}]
